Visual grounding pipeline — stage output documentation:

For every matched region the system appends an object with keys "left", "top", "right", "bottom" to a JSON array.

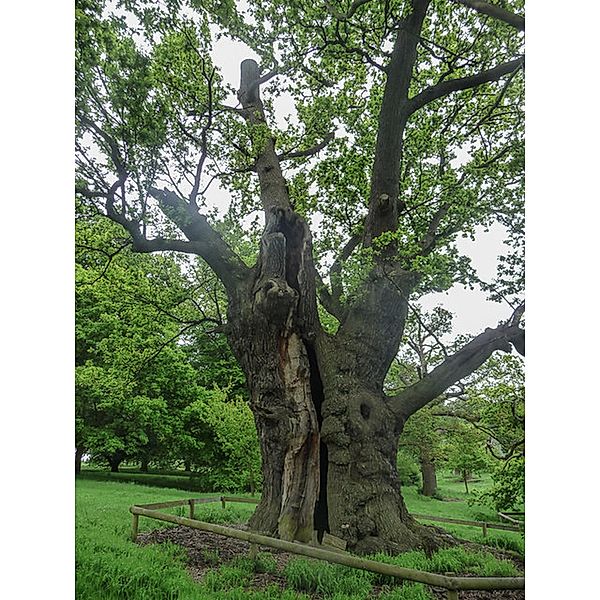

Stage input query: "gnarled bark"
[{"left": 226, "top": 206, "right": 321, "bottom": 543}]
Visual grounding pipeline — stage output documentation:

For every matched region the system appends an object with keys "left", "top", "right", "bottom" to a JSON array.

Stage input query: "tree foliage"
[
  {"left": 391, "top": 308, "right": 524, "bottom": 502},
  {"left": 75, "top": 209, "right": 252, "bottom": 481},
  {"left": 76, "top": 0, "right": 524, "bottom": 298},
  {"left": 180, "top": 388, "right": 261, "bottom": 491},
  {"left": 465, "top": 355, "right": 525, "bottom": 509}
]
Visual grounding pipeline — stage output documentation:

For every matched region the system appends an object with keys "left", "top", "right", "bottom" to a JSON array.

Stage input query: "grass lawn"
[
  {"left": 76, "top": 476, "right": 523, "bottom": 599},
  {"left": 402, "top": 473, "right": 524, "bottom": 554},
  {"left": 76, "top": 479, "right": 259, "bottom": 600},
  {"left": 78, "top": 468, "right": 218, "bottom": 493}
]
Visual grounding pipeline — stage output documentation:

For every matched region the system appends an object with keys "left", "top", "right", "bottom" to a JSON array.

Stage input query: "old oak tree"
[{"left": 76, "top": 0, "right": 525, "bottom": 553}]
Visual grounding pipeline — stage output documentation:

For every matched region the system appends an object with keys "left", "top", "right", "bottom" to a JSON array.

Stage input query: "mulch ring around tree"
[{"left": 137, "top": 525, "right": 525, "bottom": 599}]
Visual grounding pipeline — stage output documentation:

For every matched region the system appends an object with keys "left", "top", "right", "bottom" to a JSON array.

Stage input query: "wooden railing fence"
[{"left": 129, "top": 495, "right": 524, "bottom": 600}]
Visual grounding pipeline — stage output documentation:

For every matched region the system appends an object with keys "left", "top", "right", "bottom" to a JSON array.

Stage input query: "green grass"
[
  {"left": 79, "top": 467, "right": 524, "bottom": 553},
  {"left": 284, "top": 559, "right": 374, "bottom": 597},
  {"left": 282, "top": 547, "right": 520, "bottom": 599},
  {"left": 76, "top": 475, "right": 523, "bottom": 599},
  {"left": 401, "top": 472, "right": 524, "bottom": 553},
  {"left": 368, "top": 546, "right": 520, "bottom": 581},
  {"left": 76, "top": 479, "right": 196, "bottom": 599},
  {"left": 76, "top": 479, "right": 285, "bottom": 599}
]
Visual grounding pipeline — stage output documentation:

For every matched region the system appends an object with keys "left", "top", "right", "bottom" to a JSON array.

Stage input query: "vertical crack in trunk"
[{"left": 306, "top": 341, "right": 328, "bottom": 542}]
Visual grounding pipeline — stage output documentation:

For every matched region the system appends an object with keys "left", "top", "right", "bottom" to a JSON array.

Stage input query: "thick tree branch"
[
  {"left": 315, "top": 270, "right": 347, "bottom": 322},
  {"left": 278, "top": 132, "right": 335, "bottom": 162},
  {"left": 147, "top": 187, "right": 250, "bottom": 292},
  {"left": 407, "top": 57, "right": 524, "bottom": 115},
  {"left": 237, "top": 59, "right": 292, "bottom": 212},
  {"left": 363, "top": 0, "right": 432, "bottom": 246},
  {"left": 77, "top": 110, "right": 249, "bottom": 294},
  {"left": 390, "top": 321, "right": 524, "bottom": 418},
  {"left": 329, "top": 233, "right": 361, "bottom": 304},
  {"left": 452, "top": 0, "right": 525, "bottom": 31},
  {"left": 419, "top": 201, "right": 451, "bottom": 254},
  {"left": 313, "top": 233, "right": 361, "bottom": 322}
]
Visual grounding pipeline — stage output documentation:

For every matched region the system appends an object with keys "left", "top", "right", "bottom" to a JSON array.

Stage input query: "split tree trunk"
[
  {"left": 227, "top": 207, "right": 321, "bottom": 544},
  {"left": 224, "top": 208, "right": 447, "bottom": 554},
  {"left": 221, "top": 53, "right": 457, "bottom": 554}
]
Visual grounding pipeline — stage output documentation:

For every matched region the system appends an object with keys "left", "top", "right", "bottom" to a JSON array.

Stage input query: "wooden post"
[
  {"left": 447, "top": 590, "right": 459, "bottom": 600},
  {"left": 189, "top": 499, "right": 195, "bottom": 520},
  {"left": 248, "top": 543, "right": 258, "bottom": 560},
  {"left": 131, "top": 513, "right": 139, "bottom": 542},
  {"left": 221, "top": 497, "right": 226, "bottom": 510},
  {"left": 482, "top": 522, "right": 488, "bottom": 537}
]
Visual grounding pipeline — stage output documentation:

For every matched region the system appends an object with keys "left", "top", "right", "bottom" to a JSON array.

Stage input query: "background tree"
[
  {"left": 391, "top": 310, "right": 525, "bottom": 503},
  {"left": 466, "top": 355, "right": 524, "bottom": 509},
  {"left": 179, "top": 387, "right": 261, "bottom": 492},
  {"left": 76, "top": 206, "right": 258, "bottom": 484},
  {"left": 429, "top": 353, "right": 525, "bottom": 507},
  {"left": 76, "top": 0, "right": 525, "bottom": 553},
  {"left": 442, "top": 423, "right": 490, "bottom": 494},
  {"left": 76, "top": 210, "right": 214, "bottom": 472},
  {"left": 399, "top": 408, "right": 445, "bottom": 497},
  {"left": 388, "top": 306, "right": 463, "bottom": 498}
]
